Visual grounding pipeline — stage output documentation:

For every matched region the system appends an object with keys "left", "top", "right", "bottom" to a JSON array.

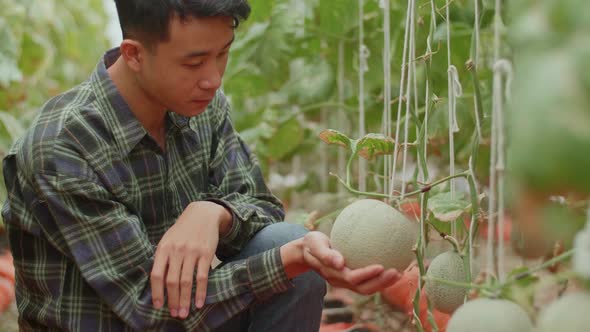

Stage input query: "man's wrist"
[
  {"left": 189, "top": 201, "right": 234, "bottom": 236},
  {"left": 211, "top": 202, "right": 233, "bottom": 237},
  {"left": 280, "top": 238, "right": 309, "bottom": 279}
]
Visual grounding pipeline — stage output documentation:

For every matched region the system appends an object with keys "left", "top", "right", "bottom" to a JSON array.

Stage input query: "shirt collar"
[{"left": 89, "top": 48, "right": 191, "bottom": 156}]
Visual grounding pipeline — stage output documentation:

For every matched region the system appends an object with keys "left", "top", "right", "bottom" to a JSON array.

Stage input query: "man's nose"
[{"left": 198, "top": 63, "right": 222, "bottom": 90}]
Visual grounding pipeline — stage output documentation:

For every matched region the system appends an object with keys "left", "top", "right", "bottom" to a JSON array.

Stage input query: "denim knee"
[
  {"left": 251, "top": 222, "right": 309, "bottom": 252},
  {"left": 293, "top": 268, "right": 327, "bottom": 301}
]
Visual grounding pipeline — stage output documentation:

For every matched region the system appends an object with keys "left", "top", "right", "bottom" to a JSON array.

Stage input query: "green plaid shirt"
[{"left": 1, "top": 48, "right": 291, "bottom": 331}]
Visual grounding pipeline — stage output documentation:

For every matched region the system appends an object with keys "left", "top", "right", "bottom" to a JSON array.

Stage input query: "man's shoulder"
[{"left": 10, "top": 81, "right": 111, "bottom": 175}]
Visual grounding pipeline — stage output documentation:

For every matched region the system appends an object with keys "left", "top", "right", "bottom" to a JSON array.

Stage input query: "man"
[{"left": 1, "top": 1, "right": 400, "bottom": 331}]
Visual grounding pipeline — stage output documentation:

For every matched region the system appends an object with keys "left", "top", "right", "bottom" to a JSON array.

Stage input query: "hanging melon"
[
  {"left": 425, "top": 251, "right": 468, "bottom": 314},
  {"left": 447, "top": 298, "right": 533, "bottom": 332},
  {"left": 537, "top": 292, "right": 590, "bottom": 332}
]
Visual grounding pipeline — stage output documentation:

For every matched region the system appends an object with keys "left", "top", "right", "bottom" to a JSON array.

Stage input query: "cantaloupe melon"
[
  {"left": 537, "top": 292, "right": 590, "bottom": 332},
  {"left": 447, "top": 298, "right": 533, "bottom": 332},
  {"left": 425, "top": 251, "right": 468, "bottom": 314},
  {"left": 330, "top": 199, "right": 418, "bottom": 270}
]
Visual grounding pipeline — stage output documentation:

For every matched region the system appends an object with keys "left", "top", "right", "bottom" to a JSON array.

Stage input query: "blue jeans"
[{"left": 214, "top": 222, "right": 326, "bottom": 332}]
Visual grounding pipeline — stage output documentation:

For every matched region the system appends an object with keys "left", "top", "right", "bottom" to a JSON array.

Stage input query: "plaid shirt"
[{"left": 1, "top": 48, "right": 291, "bottom": 331}]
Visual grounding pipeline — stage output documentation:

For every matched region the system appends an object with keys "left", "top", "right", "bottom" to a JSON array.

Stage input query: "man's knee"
[
  {"left": 293, "top": 269, "right": 327, "bottom": 302},
  {"left": 250, "top": 222, "right": 309, "bottom": 252}
]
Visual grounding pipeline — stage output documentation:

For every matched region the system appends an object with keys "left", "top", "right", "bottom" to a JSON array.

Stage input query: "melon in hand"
[{"left": 330, "top": 199, "right": 419, "bottom": 270}]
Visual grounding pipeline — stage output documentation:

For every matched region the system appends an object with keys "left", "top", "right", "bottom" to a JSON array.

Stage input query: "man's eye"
[{"left": 185, "top": 63, "right": 203, "bottom": 69}]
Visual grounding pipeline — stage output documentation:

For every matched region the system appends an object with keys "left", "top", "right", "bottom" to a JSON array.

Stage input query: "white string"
[
  {"left": 495, "top": 60, "right": 513, "bottom": 102},
  {"left": 382, "top": 0, "right": 392, "bottom": 195},
  {"left": 448, "top": 65, "right": 463, "bottom": 133},
  {"left": 412, "top": 12, "right": 420, "bottom": 178},
  {"left": 446, "top": 0, "right": 458, "bottom": 237},
  {"left": 446, "top": 0, "right": 452, "bottom": 67},
  {"left": 337, "top": 41, "right": 346, "bottom": 194},
  {"left": 472, "top": 0, "right": 483, "bottom": 141},
  {"left": 358, "top": 0, "right": 368, "bottom": 192},
  {"left": 494, "top": 59, "right": 512, "bottom": 282},
  {"left": 486, "top": 0, "right": 504, "bottom": 282},
  {"left": 401, "top": 0, "right": 416, "bottom": 199},
  {"left": 389, "top": 0, "right": 413, "bottom": 199},
  {"left": 421, "top": 0, "right": 438, "bottom": 182}
]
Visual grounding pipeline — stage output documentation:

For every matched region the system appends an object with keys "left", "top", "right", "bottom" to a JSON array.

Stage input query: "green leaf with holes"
[
  {"left": 319, "top": 129, "right": 352, "bottom": 151},
  {"left": 355, "top": 133, "right": 395, "bottom": 160},
  {"left": 428, "top": 192, "right": 470, "bottom": 222}
]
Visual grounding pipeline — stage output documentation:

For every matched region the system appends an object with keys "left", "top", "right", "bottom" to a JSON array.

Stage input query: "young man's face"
[{"left": 137, "top": 15, "right": 235, "bottom": 117}]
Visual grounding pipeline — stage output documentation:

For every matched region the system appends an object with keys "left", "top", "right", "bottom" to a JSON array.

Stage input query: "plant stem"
[
  {"left": 444, "top": 235, "right": 461, "bottom": 252},
  {"left": 345, "top": 153, "right": 355, "bottom": 186},
  {"left": 330, "top": 173, "right": 391, "bottom": 199},
  {"left": 403, "top": 171, "right": 470, "bottom": 197},
  {"left": 330, "top": 171, "right": 470, "bottom": 200},
  {"left": 507, "top": 249, "right": 575, "bottom": 284}
]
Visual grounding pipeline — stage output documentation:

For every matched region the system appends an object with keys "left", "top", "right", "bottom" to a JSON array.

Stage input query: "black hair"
[{"left": 113, "top": 0, "right": 250, "bottom": 48}]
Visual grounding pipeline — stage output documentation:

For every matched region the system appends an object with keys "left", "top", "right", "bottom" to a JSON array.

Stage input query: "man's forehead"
[
  {"left": 157, "top": 16, "right": 235, "bottom": 55},
  {"left": 181, "top": 35, "right": 235, "bottom": 58}
]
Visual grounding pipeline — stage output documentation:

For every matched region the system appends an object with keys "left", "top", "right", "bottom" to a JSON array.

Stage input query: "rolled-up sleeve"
[{"left": 207, "top": 99, "right": 285, "bottom": 260}]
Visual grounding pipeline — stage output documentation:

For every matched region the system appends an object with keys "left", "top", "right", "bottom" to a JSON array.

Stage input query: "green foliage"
[
  {"left": 0, "top": 0, "right": 110, "bottom": 225},
  {"left": 227, "top": 0, "right": 498, "bottom": 195}
]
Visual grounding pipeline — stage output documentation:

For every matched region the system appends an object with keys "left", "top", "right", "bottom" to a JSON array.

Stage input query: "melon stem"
[
  {"left": 504, "top": 249, "right": 575, "bottom": 285},
  {"left": 331, "top": 171, "right": 470, "bottom": 200},
  {"left": 444, "top": 234, "right": 461, "bottom": 253}
]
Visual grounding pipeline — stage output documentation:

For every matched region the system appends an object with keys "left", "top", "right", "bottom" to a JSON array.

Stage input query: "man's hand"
[
  {"left": 281, "top": 231, "right": 401, "bottom": 295},
  {"left": 151, "top": 201, "right": 231, "bottom": 319}
]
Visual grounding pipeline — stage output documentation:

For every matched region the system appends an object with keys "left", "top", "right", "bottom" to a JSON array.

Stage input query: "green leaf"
[
  {"left": 286, "top": 58, "right": 334, "bottom": 104},
  {"left": 318, "top": 129, "right": 352, "bottom": 150},
  {"left": 428, "top": 218, "right": 452, "bottom": 236},
  {"left": 319, "top": 0, "right": 357, "bottom": 37},
  {"left": 0, "top": 53, "right": 23, "bottom": 87},
  {"left": 262, "top": 117, "right": 305, "bottom": 161},
  {"left": 0, "top": 110, "right": 25, "bottom": 142},
  {"left": 355, "top": 133, "right": 396, "bottom": 160},
  {"left": 428, "top": 192, "right": 470, "bottom": 222}
]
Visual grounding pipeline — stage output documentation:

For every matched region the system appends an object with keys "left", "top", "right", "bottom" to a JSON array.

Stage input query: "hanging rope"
[
  {"left": 448, "top": 66, "right": 463, "bottom": 133},
  {"left": 494, "top": 59, "right": 512, "bottom": 282},
  {"left": 337, "top": 41, "right": 346, "bottom": 194},
  {"left": 446, "top": 0, "right": 460, "bottom": 237},
  {"left": 472, "top": 0, "right": 483, "bottom": 141},
  {"left": 400, "top": 0, "right": 417, "bottom": 199},
  {"left": 381, "top": 0, "right": 392, "bottom": 195},
  {"left": 421, "top": 0, "right": 438, "bottom": 178},
  {"left": 486, "top": 0, "right": 504, "bottom": 283},
  {"left": 358, "top": 0, "right": 368, "bottom": 192},
  {"left": 389, "top": 0, "right": 413, "bottom": 199}
]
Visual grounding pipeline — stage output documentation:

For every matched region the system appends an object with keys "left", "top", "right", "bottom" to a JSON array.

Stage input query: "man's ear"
[{"left": 119, "top": 39, "right": 145, "bottom": 72}]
